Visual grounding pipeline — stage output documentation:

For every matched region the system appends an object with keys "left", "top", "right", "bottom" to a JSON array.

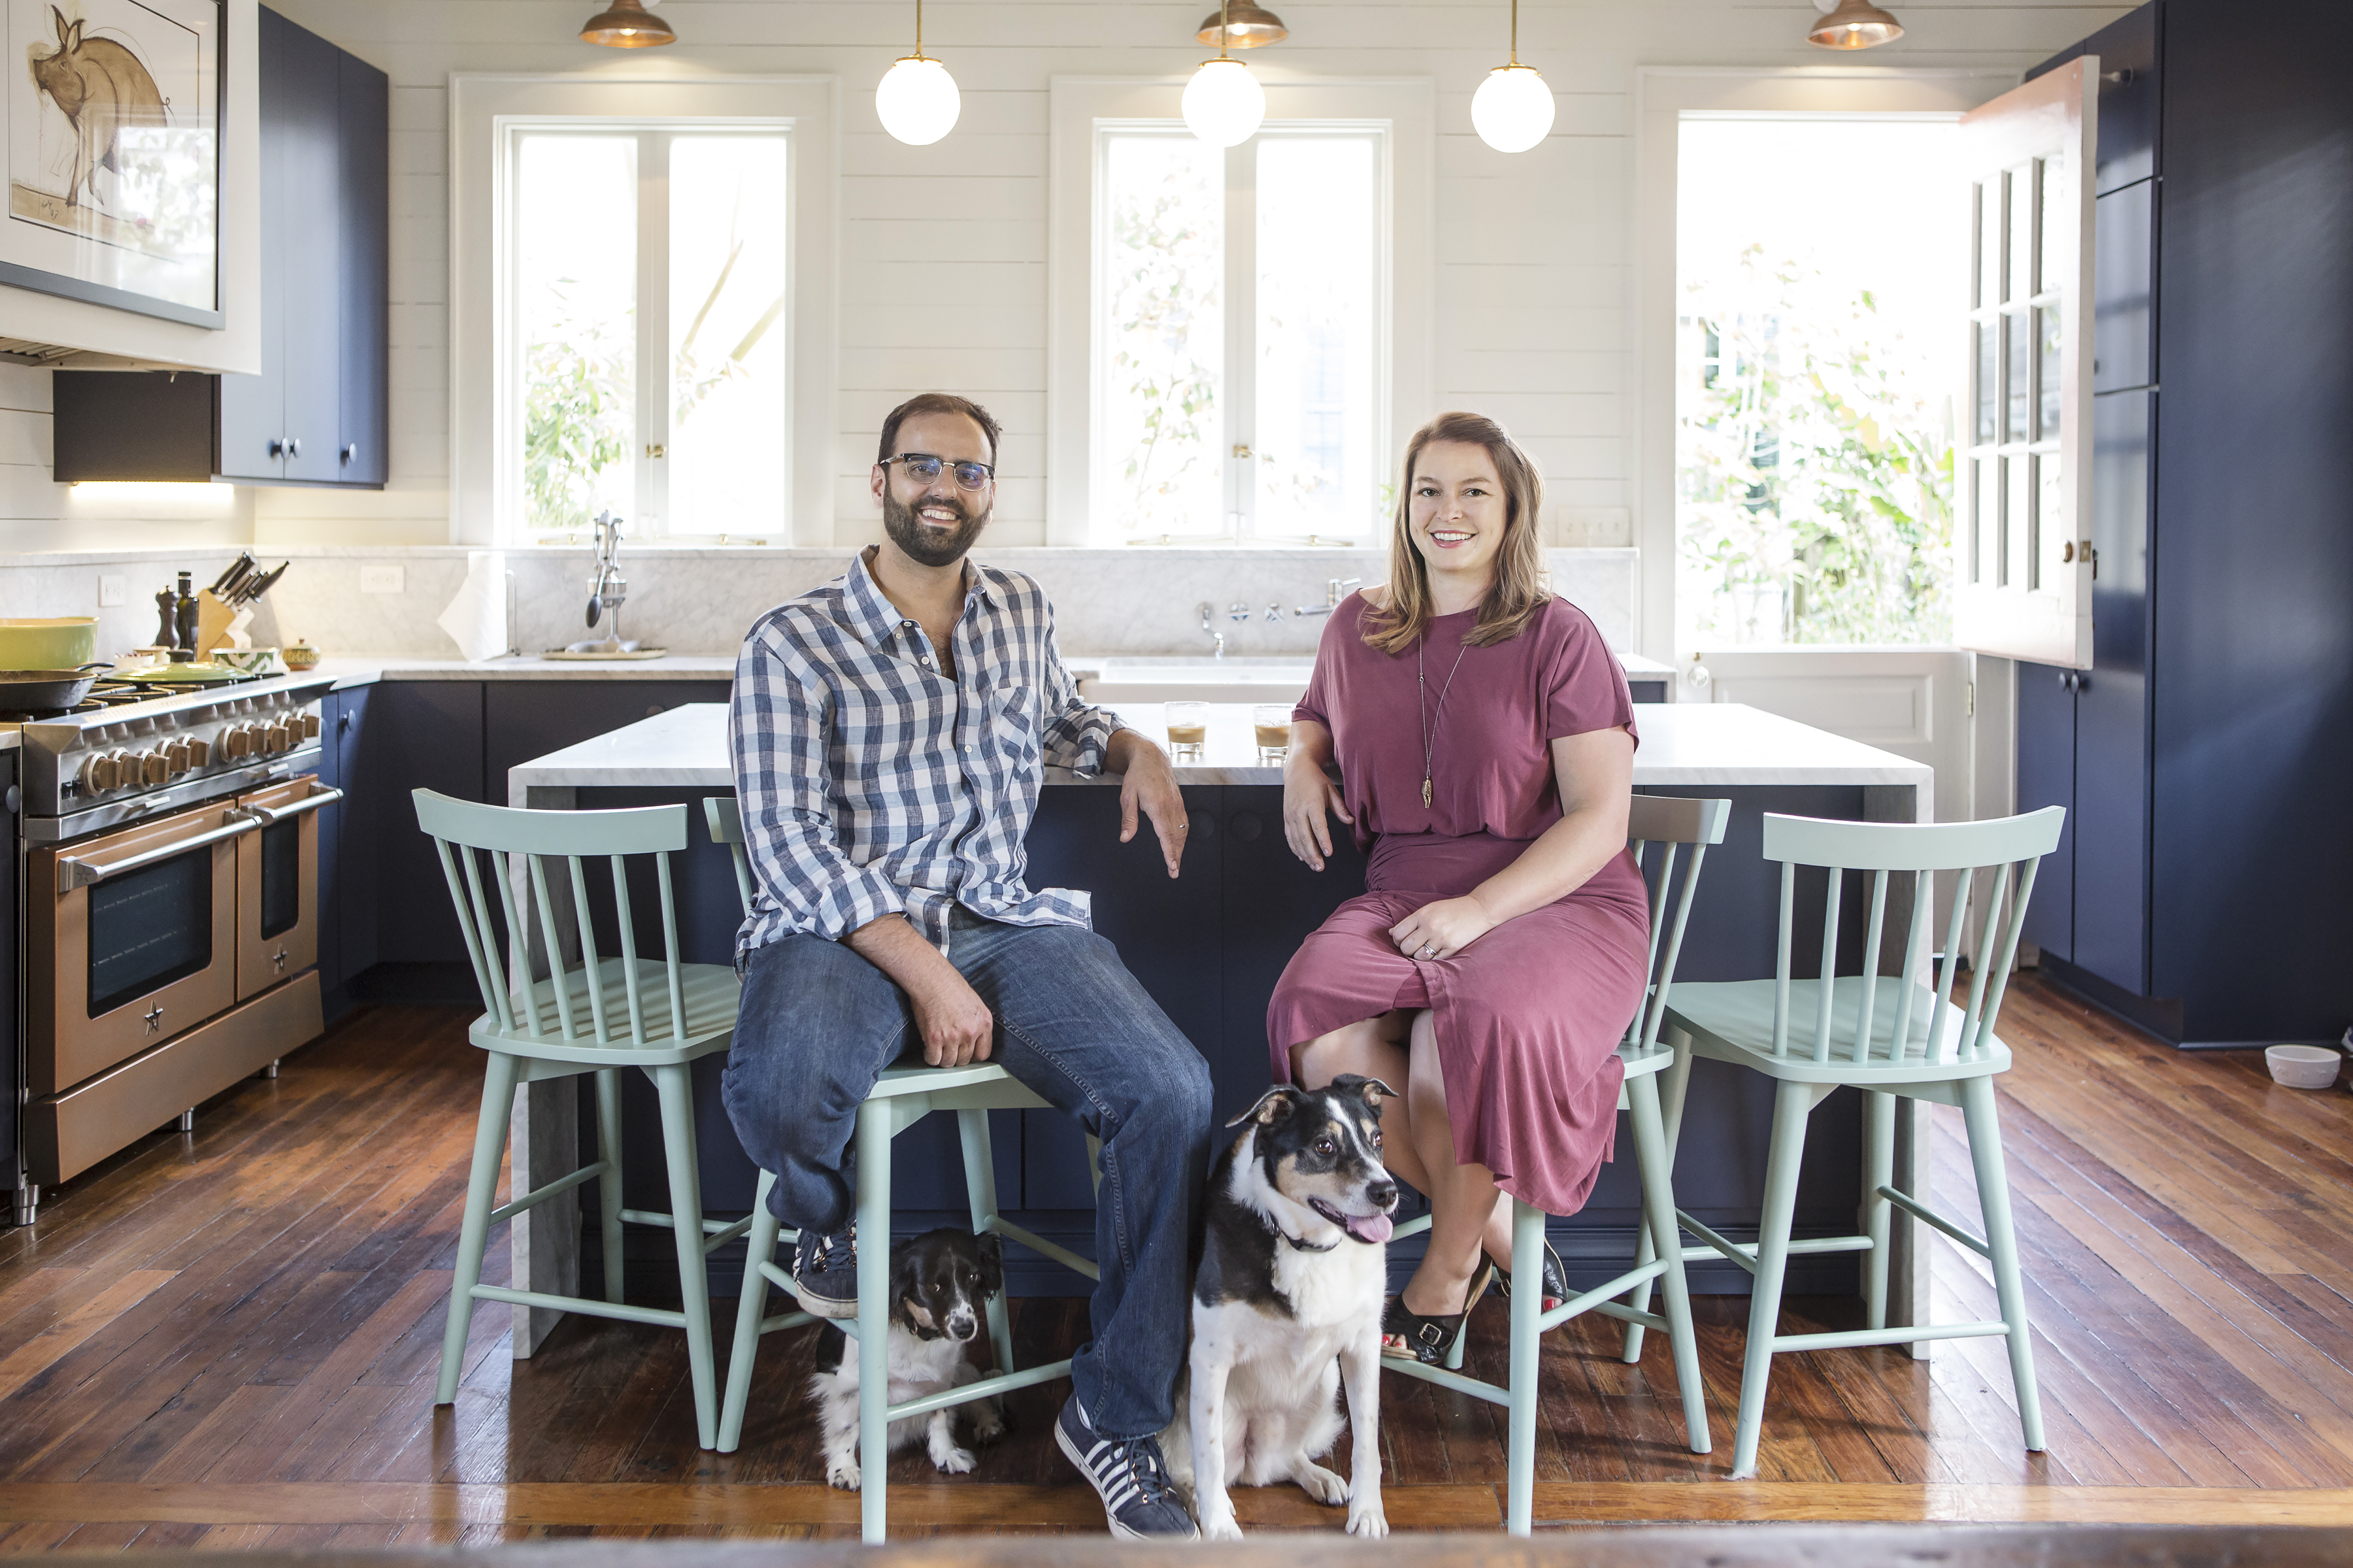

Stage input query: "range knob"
[
  {"left": 186, "top": 737, "right": 210, "bottom": 767},
  {"left": 222, "top": 726, "right": 255, "bottom": 760},
  {"left": 265, "top": 722, "right": 292, "bottom": 754},
  {"left": 163, "top": 739, "right": 192, "bottom": 775},
  {"left": 137, "top": 750, "right": 169, "bottom": 786},
  {"left": 302, "top": 712, "right": 321, "bottom": 740},
  {"left": 79, "top": 752, "right": 120, "bottom": 792}
]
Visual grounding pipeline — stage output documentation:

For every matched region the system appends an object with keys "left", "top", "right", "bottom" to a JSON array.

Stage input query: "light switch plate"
[
  {"left": 97, "top": 574, "right": 125, "bottom": 607},
  {"left": 360, "top": 565, "right": 405, "bottom": 594}
]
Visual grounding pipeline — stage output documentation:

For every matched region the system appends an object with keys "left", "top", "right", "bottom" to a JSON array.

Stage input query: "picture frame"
[{"left": 0, "top": 0, "right": 222, "bottom": 327}]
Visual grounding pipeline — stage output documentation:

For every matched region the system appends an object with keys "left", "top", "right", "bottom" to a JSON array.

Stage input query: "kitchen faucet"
[
  {"left": 1295, "top": 577, "right": 1362, "bottom": 617},
  {"left": 573, "top": 511, "right": 638, "bottom": 654},
  {"left": 1198, "top": 601, "right": 1225, "bottom": 659}
]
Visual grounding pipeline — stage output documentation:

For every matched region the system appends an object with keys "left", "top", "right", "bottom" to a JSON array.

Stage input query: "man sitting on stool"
[{"left": 723, "top": 392, "right": 1210, "bottom": 1540}]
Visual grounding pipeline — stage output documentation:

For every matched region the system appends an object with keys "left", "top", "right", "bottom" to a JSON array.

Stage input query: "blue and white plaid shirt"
[{"left": 729, "top": 548, "right": 1127, "bottom": 962}]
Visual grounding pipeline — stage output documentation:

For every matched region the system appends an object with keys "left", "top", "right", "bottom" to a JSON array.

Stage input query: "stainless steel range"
[{"left": 8, "top": 670, "right": 341, "bottom": 1224}]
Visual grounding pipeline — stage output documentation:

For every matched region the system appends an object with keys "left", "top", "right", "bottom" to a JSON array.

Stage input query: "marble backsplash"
[{"left": 0, "top": 544, "right": 1639, "bottom": 663}]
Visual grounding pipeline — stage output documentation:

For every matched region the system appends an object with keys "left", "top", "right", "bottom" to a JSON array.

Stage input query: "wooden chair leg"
[
  {"left": 653, "top": 1064, "right": 719, "bottom": 1451},
  {"left": 594, "top": 1068, "right": 625, "bottom": 1306},
  {"left": 957, "top": 1109, "right": 1014, "bottom": 1378},
  {"left": 1505, "top": 1198, "right": 1545, "bottom": 1537},
  {"left": 1862, "top": 1089, "right": 1897, "bottom": 1331},
  {"left": 1730, "top": 1078, "right": 1814, "bottom": 1478},
  {"left": 718, "top": 1169, "right": 783, "bottom": 1454},
  {"left": 1627, "top": 1071, "right": 1709, "bottom": 1454},
  {"left": 438, "top": 1050, "right": 520, "bottom": 1407},
  {"left": 856, "top": 1099, "right": 895, "bottom": 1544},
  {"left": 1961, "top": 1075, "right": 2044, "bottom": 1452}
]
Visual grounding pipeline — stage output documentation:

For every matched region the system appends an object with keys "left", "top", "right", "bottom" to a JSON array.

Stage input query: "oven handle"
[
  {"left": 55, "top": 814, "right": 261, "bottom": 892},
  {"left": 232, "top": 784, "right": 346, "bottom": 826}
]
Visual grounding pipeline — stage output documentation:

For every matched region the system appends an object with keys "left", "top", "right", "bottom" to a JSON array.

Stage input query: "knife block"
[{"left": 194, "top": 590, "right": 254, "bottom": 656}]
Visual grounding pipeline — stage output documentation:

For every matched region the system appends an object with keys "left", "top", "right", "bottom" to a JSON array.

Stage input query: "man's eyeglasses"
[{"left": 884, "top": 453, "right": 995, "bottom": 492}]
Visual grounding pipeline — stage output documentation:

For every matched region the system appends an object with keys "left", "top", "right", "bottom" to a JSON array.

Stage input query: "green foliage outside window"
[
  {"left": 1679, "top": 244, "right": 1954, "bottom": 646},
  {"left": 524, "top": 292, "right": 632, "bottom": 535}
]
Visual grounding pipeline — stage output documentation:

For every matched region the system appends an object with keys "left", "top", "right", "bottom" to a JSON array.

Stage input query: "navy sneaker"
[
  {"left": 1055, "top": 1397, "right": 1199, "bottom": 1539},
  {"left": 792, "top": 1225, "right": 858, "bottom": 1320}
]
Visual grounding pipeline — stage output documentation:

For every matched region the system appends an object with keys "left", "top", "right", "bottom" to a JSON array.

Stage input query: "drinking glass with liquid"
[
  {"left": 1166, "top": 701, "right": 1209, "bottom": 763},
  {"left": 1254, "top": 704, "right": 1292, "bottom": 766}
]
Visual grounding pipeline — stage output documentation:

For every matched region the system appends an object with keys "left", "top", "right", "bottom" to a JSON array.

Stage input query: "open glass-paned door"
[{"left": 1956, "top": 59, "right": 2097, "bottom": 667}]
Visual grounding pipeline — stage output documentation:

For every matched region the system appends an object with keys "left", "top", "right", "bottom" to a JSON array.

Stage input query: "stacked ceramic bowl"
[{"left": 2265, "top": 1044, "right": 2344, "bottom": 1090}]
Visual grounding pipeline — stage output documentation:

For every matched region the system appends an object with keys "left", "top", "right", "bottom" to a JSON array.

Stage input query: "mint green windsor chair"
[
  {"left": 703, "top": 795, "right": 1103, "bottom": 1543},
  {"left": 1656, "top": 805, "right": 2065, "bottom": 1477},
  {"left": 414, "top": 789, "right": 750, "bottom": 1450},
  {"left": 1384, "top": 793, "right": 1729, "bottom": 1535}
]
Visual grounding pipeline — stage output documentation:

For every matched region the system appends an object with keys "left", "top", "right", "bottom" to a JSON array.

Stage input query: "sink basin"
[{"left": 1076, "top": 657, "right": 1313, "bottom": 705}]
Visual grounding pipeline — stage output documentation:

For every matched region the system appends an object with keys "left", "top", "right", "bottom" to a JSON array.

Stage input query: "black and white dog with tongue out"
[{"left": 1161, "top": 1075, "right": 1399, "bottom": 1540}]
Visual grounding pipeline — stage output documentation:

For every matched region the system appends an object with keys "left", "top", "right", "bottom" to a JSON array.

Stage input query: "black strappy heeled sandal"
[
  {"left": 1489, "top": 1239, "right": 1568, "bottom": 1314},
  {"left": 1380, "top": 1259, "right": 1497, "bottom": 1366}
]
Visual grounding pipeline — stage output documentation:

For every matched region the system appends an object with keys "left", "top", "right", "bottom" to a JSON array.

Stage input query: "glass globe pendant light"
[
  {"left": 876, "top": 0, "right": 960, "bottom": 146},
  {"left": 1470, "top": 0, "right": 1554, "bottom": 154},
  {"left": 1183, "top": 0, "right": 1265, "bottom": 148}
]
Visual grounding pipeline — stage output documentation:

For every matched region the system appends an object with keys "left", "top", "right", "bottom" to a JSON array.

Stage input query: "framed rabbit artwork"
[{"left": 0, "top": 0, "right": 220, "bottom": 325}]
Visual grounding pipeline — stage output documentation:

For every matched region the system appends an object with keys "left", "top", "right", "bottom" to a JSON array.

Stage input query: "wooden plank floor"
[{"left": 2, "top": 975, "right": 2350, "bottom": 1546}]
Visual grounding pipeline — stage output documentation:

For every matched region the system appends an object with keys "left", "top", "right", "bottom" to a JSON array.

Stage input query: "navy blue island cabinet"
[{"left": 2018, "top": 0, "right": 2353, "bottom": 1048}]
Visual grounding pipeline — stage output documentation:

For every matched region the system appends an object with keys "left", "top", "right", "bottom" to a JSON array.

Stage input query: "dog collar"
[{"left": 1273, "top": 1222, "right": 1338, "bottom": 1254}]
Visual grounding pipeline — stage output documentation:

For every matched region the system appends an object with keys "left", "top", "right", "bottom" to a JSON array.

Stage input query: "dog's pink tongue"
[{"left": 1354, "top": 1212, "right": 1395, "bottom": 1244}]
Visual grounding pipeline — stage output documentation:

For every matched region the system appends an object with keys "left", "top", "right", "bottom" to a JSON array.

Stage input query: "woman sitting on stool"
[{"left": 1269, "top": 410, "right": 1646, "bottom": 1363}]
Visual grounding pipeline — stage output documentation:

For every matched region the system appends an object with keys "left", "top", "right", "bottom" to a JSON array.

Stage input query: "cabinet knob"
[
  {"left": 341, "top": 443, "right": 358, "bottom": 464},
  {"left": 267, "top": 438, "right": 284, "bottom": 458},
  {"left": 286, "top": 437, "right": 302, "bottom": 459},
  {"left": 1229, "top": 810, "right": 1263, "bottom": 842}
]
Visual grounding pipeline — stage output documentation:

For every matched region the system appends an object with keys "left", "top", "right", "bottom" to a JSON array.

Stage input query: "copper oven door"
[
  {"left": 27, "top": 803, "right": 254, "bottom": 1095},
  {"left": 235, "top": 775, "right": 341, "bottom": 1001}
]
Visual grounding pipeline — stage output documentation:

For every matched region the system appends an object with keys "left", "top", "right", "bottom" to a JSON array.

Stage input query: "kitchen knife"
[
  {"left": 211, "top": 552, "right": 257, "bottom": 597},
  {"left": 237, "top": 561, "right": 290, "bottom": 603}
]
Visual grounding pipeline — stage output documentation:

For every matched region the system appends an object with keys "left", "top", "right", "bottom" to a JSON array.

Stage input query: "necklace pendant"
[{"left": 1422, "top": 776, "right": 1433, "bottom": 807}]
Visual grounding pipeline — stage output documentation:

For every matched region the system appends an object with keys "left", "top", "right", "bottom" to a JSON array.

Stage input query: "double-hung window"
[
  {"left": 1094, "top": 125, "right": 1388, "bottom": 545},
  {"left": 452, "top": 76, "right": 835, "bottom": 547},
  {"left": 511, "top": 128, "right": 789, "bottom": 542}
]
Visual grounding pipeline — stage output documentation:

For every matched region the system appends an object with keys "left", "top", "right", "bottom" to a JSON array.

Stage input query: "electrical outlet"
[
  {"left": 360, "top": 565, "right": 405, "bottom": 595},
  {"left": 97, "top": 573, "right": 125, "bottom": 607}
]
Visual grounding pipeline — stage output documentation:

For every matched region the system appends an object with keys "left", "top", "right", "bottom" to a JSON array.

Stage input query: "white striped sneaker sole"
[{"left": 1054, "top": 1413, "right": 1192, "bottom": 1540}]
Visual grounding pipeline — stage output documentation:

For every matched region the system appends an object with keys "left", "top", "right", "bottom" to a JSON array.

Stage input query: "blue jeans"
[{"left": 721, "top": 905, "right": 1213, "bottom": 1440}]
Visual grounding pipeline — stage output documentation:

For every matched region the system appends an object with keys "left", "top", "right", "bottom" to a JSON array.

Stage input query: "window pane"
[
  {"left": 2008, "top": 163, "right": 2034, "bottom": 305},
  {"left": 2006, "top": 451, "right": 2030, "bottom": 588},
  {"left": 2005, "top": 310, "right": 2030, "bottom": 443},
  {"left": 1987, "top": 171, "right": 2009, "bottom": 305},
  {"left": 2039, "top": 452, "right": 2064, "bottom": 578},
  {"left": 668, "top": 135, "right": 790, "bottom": 537},
  {"left": 1255, "top": 136, "right": 1378, "bottom": 540},
  {"left": 1101, "top": 133, "right": 1224, "bottom": 537},
  {"left": 518, "top": 137, "right": 637, "bottom": 535},
  {"left": 1975, "top": 321, "right": 1997, "bottom": 446},
  {"left": 1969, "top": 458, "right": 1985, "bottom": 584},
  {"left": 1971, "top": 182, "right": 1987, "bottom": 310},
  {"left": 2038, "top": 149, "right": 2067, "bottom": 299},
  {"left": 2036, "top": 303, "right": 2062, "bottom": 440}
]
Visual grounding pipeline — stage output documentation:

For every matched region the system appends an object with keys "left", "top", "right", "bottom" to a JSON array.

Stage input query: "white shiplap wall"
[{"left": 26, "top": 0, "right": 2128, "bottom": 557}]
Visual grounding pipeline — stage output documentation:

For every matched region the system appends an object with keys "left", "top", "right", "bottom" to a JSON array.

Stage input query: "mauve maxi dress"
[{"left": 1264, "top": 592, "right": 1650, "bottom": 1216}]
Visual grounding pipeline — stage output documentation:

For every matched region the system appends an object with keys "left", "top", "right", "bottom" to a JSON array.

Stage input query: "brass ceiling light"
[
  {"left": 1195, "top": 2, "right": 1288, "bottom": 48},
  {"left": 581, "top": 0, "right": 675, "bottom": 48},
  {"left": 1806, "top": 0, "right": 1903, "bottom": 50}
]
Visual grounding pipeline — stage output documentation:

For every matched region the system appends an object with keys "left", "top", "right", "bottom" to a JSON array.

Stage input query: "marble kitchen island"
[{"left": 500, "top": 702, "right": 1940, "bottom": 1356}]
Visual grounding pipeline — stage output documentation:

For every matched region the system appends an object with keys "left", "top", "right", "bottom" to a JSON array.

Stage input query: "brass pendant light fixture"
[
  {"left": 581, "top": 0, "right": 675, "bottom": 48},
  {"left": 1183, "top": 0, "right": 1267, "bottom": 147},
  {"left": 1195, "top": 2, "right": 1288, "bottom": 48},
  {"left": 1806, "top": 0, "right": 1903, "bottom": 50}
]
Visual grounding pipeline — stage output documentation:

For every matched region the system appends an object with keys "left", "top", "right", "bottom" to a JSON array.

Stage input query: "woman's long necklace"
[{"left": 1417, "top": 629, "right": 1473, "bottom": 807}]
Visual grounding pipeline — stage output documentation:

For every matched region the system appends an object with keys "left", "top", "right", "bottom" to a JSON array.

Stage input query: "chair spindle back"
[
  {"left": 1759, "top": 807, "right": 2064, "bottom": 1067},
  {"left": 1623, "top": 795, "right": 1733, "bottom": 1056},
  {"left": 705, "top": 795, "right": 757, "bottom": 916},
  {"left": 414, "top": 789, "right": 694, "bottom": 1045}
]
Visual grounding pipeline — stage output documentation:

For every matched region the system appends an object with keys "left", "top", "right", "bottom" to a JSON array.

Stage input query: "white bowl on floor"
[{"left": 2264, "top": 1044, "right": 2343, "bottom": 1090}]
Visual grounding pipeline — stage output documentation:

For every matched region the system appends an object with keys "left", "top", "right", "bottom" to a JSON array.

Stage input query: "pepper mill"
[
  {"left": 173, "top": 571, "right": 197, "bottom": 657},
  {"left": 154, "top": 583, "right": 178, "bottom": 648}
]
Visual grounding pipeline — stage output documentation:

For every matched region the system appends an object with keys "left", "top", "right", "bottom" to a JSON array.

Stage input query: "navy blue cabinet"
[
  {"left": 358, "top": 682, "right": 485, "bottom": 973},
  {"left": 52, "top": 8, "right": 389, "bottom": 488},
  {"left": 2024, "top": 0, "right": 2353, "bottom": 1046}
]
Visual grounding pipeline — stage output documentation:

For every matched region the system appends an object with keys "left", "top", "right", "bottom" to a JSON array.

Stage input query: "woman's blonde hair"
[{"left": 1361, "top": 410, "right": 1550, "bottom": 656}]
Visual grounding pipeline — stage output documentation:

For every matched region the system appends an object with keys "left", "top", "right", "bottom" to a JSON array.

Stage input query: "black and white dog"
[
  {"left": 1161, "top": 1075, "right": 1400, "bottom": 1539},
  {"left": 810, "top": 1227, "right": 1007, "bottom": 1490}
]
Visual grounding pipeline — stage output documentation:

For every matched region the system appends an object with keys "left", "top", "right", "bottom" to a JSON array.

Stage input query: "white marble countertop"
[
  {"left": 509, "top": 699, "right": 1931, "bottom": 795},
  {"left": 312, "top": 649, "right": 1678, "bottom": 686}
]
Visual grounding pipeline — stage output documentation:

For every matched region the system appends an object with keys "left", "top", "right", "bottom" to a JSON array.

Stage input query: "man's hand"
[
  {"left": 909, "top": 967, "right": 995, "bottom": 1067},
  {"left": 1109, "top": 729, "right": 1188, "bottom": 878},
  {"left": 845, "top": 914, "right": 995, "bottom": 1066}
]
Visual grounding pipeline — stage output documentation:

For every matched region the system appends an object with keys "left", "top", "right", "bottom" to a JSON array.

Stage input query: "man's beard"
[{"left": 882, "top": 486, "right": 990, "bottom": 568}]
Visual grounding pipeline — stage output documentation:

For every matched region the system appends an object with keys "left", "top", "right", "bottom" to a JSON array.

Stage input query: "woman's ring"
[{"left": 1418, "top": 943, "right": 1436, "bottom": 959}]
